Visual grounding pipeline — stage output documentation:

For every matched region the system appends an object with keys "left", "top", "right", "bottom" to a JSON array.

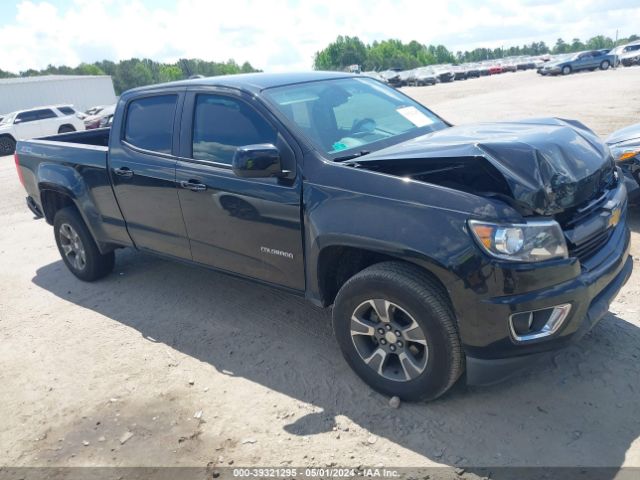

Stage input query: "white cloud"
[{"left": 0, "top": 0, "right": 639, "bottom": 73}]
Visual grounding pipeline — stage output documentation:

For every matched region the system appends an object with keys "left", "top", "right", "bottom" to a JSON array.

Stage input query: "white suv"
[{"left": 0, "top": 105, "right": 86, "bottom": 156}]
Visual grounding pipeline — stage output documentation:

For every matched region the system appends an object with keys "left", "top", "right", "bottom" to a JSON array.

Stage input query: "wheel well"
[
  {"left": 0, "top": 133, "right": 16, "bottom": 141},
  {"left": 40, "top": 189, "right": 75, "bottom": 225},
  {"left": 58, "top": 124, "right": 75, "bottom": 133},
  {"left": 317, "top": 246, "right": 448, "bottom": 307}
]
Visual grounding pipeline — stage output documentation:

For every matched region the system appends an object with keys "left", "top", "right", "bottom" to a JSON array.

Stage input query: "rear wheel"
[
  {"left": 562, "top": 65, "right": 572, "bottom": 75},
  {"left": 58, "top": 125, "right": 76, "bottom": 134},
  {"left": 54, "top": 207, "right": 115, "bottom": 281},
  {"left": 0, "top": 135, "right": 16, "bottom": 156},
  {"left": 600, "top": 60, "right": 610, "bottom": 70},
  {"left": 332, "top": 262, "right": 464, "bottom": 402}
]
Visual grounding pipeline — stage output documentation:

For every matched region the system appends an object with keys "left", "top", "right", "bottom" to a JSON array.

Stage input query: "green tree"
[
  {"left": 1, "top": 57, "right": 259, "bottom": 94},
  {"left": 75, "top": 63, "right": 105, "bottom": 76},
  {"left": 314, "top": 35, "right": 368, "bottom": 70},
  {"left": 0, "top": 68, "right": 15, "bottom": 79},
  {"left": 570, "top": 38, "right": 585, "bottom": 52},
  {"left": 586, "top": 35, "right": 614, "bottom": 50},
  {"left": 553, "top": 38, "right": 569, "bottom": 54},
  {"left": 158, "top": 64, "right": 182, "bottom": 83}
]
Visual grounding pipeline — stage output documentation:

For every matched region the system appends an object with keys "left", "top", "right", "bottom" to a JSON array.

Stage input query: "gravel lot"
[{"left": 1, "top": 68, "right": 639, "bottom": 475}]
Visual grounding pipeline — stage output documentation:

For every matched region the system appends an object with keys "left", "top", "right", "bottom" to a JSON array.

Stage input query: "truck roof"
[{"left": 126, "top": 71, "right": 355, "bottom": 95}]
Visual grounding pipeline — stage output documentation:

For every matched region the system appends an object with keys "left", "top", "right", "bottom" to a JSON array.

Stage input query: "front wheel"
[
  {"left": 54, "top": 207, "right": 115, "bottom": 281},
  {"left": 332, "top": 262, "right": 464, "bottom": 402},
  {"left": 562, "top": 65, "right": 572, "bottom": 75},
  {"left": 600, "top": 60, "right": 610, "bottom": 70}
]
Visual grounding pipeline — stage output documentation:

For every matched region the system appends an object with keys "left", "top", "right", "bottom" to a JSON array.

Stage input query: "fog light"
[{"left": 509, "top": 304, "right": 572, "bottom": 342}]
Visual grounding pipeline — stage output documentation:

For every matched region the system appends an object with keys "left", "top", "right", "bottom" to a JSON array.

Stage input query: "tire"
[
  {"left": 0, "top": 135, "right": 16, "bottom": 156},
  {"left": 561, "top": 65, "right": 571, "bottom": 75},
  {"left": 600, "top": 60, "right": 610, "bottom": 70},
  {"left": 332, "top": 262, "right": 464, "bottom": 402},
  {"left": 58, "top": 125, "right": 76, "bottom": 134},
  {"left": 53, "top": 207, "right": 115, "bottom": 281}
]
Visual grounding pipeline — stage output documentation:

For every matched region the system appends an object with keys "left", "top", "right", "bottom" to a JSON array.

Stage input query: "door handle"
[
  {"left": 179, "top": 180, "right": 207, "bottom": 192},
  {"left": 113, "top": 166, "right": 133, "bottom": 178}
]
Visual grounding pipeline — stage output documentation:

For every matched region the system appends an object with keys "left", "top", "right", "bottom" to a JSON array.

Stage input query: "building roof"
[
  {"left": 0, "top": 75, "right": 112, "bottom": 85},
  {"left": 127, "top": 71, "right": 354, "bottom": 95}
]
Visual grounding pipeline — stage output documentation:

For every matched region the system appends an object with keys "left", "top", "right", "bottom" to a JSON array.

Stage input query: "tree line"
[
  {"left": 314, "top": 34, "right": 640, "bottom": 71},
  {"left": 0, "top": 58, "right": 259, "bottom": 94}
]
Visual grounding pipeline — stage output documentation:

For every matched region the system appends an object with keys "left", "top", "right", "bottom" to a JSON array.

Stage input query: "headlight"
[
  {"left": 468, "top": 219, "right": 568, "bottom": 262},
  {"left": 609, "top": 145, "right": 640, "bottom": 163}
]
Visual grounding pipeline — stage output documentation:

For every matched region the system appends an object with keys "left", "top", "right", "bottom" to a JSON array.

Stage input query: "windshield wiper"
[{"left": 334, "top": 150, "right": 370, "bottom": 162}]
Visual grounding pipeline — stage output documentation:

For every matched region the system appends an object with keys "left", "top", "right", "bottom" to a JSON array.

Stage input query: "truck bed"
[
  {"left": 17, "top": 128, "right": 110, "bottom": 178},
  {"left": 15, "top": 126, "right": 132, "bottom": 251},
  {"left": 42, "top": 127, "right": 110, "bottom": 147}
]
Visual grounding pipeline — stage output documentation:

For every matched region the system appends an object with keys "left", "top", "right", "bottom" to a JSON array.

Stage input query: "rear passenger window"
[
  {"left": 57, "top": 106, "right": 75, "bottom": 115},
  {"left": 124, "top": 95, "right": 177, "bottom": 154},
  {"left": 36, "top": 109, "right": 57, "bottom": 120},
  {"left": 192, "top": 94, "right": 276, "bottom": 164}
]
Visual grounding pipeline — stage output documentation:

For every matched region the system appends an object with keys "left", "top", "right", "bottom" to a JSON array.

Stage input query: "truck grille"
[
  {"left": 559, "top": 164, "right": 618, "bottom": 264},
  {"left": 568, "top": 228, "right": 612, "bottom": 263}
]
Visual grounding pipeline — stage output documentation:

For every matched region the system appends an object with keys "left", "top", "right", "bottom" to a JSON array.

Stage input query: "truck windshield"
[{"left": 263, "top": 77, "right": 447, "bottom": 158}]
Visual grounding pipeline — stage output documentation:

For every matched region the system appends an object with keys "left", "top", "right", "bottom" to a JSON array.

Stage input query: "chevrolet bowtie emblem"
[{"left": 608, "top": 208, "right": 621, "bottom": 228}]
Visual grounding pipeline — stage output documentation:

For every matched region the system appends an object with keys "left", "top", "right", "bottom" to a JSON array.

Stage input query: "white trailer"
[{"left": 0, "top": 75, "right": 117, "bottom": 114}]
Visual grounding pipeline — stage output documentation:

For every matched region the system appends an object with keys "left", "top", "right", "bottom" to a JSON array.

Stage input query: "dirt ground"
[{"left": 1, "top": 68, "right": 640, "bottom": 475}]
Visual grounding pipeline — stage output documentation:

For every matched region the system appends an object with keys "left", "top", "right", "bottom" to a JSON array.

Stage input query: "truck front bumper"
[
  {"left": 466, "top": 251, "right": 632, "bottom": 385},
  {"left": 454, "top": 200, "right": 632, "bottom": 385}
]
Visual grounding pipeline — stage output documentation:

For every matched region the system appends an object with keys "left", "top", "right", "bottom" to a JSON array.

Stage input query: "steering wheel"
[{"left": 350, "top": 118, "right": 377, "bottom": 138}]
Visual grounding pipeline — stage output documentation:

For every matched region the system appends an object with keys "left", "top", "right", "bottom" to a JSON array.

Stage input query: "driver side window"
[{"left": 192, "top": 94, "right": 277, "bottom": 165}]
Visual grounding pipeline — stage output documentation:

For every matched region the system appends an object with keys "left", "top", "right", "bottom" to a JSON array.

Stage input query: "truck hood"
[{"left": 353, "top": 118, "right": 615, "bottom": 216}]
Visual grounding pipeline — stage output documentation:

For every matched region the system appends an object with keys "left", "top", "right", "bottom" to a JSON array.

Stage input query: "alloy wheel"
[
  {"left": 350, "top": 299, "right": 429, "bottom": 382},
  {"left": 59, "top": 223, "right": 87, "bottom": 271}
]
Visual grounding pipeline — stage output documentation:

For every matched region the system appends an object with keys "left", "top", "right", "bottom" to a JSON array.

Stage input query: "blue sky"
[{"left": 0, "top": 0, "right": 639, "bottom": 73}]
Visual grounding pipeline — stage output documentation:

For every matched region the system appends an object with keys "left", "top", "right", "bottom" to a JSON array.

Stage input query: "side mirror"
[
  {"left": 14, "top": 118, "right": 22, "bottom": 124},
  {"left": 232, "top": 144, "right": 285, "bottom": 178}
]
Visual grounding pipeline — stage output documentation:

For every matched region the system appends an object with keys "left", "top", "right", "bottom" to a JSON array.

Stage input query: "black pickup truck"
[{"left": 15, "top": 72, "right": 632, "bottom": 401}]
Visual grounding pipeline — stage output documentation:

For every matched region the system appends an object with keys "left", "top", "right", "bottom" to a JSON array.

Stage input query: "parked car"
[
  {"left": 478, "top": 62, "right": 491, "bottom": 76},
  {"left": 100, "top": 114, "right": 114, "bottom": 128},
  {"left": 410, "top": 67, "right": 438, "bottom": 86},
  {"left": 431, "top": 64, "right": 455, "bottom": 82},
  {"left": 488, "top": 62, "right": 503, "bottom": 75},
  {"left": 379, "top": 69, "right": 402, "bottom": 87},
  {"left": 611, "top": 41, "right": 640, "bottom": 66},
  {"left": 0, "top": 105, "right": 85, "bottom": 155},
  {"left": 85, "top": 105, "right": 109, "bottom": 116},
  {"left": 361, "top": 71, "right": 388, "bottom": 83},
  {"left": 607, "top": 122, "right": 640, "bottom": 202},
  {"left": 397, "top": 69, "right": 416, "bottom": 87},
  {"left": 539, "top": 50, "right": 614, "bottom": 75},
  {"left": 452, "top": 65, "right": 467, "bottom": 80},
  {"left": 463, "top": 63, "right": 480, "bottom": 78},
  {"left": 533, "top": 57, "right": 548, "bottom": 69},
  {"left": 84, "top": 104, "right": 116, "bottom": 129},
  {"left": 501, "top": 60, "right": 517, "bottom": 73},
  {"left": 619, "top": 46, "right": 640, "bottom": 67},
  {"left": 516, "top": 57, "right": 536, "bottom": 70},
  {"left": 15, "top": 72, "right": 631, "bottom": 401}
]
